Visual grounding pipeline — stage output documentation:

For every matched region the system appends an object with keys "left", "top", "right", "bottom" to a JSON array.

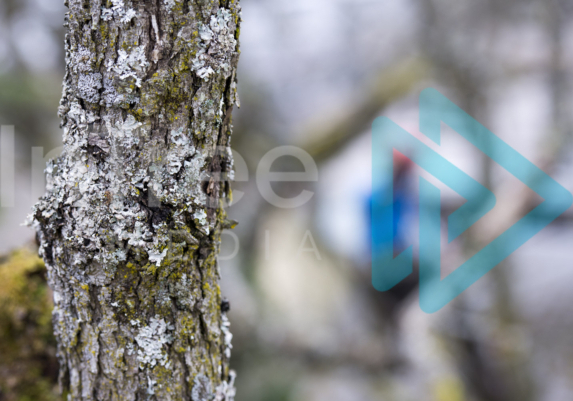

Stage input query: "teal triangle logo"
[{"left": 372, "top": 88, "right": 573, "bottom": 313}]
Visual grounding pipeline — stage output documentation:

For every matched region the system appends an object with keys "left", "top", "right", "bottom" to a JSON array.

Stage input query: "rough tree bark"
[{"left": 30, "top": 0, "right": 240, "bottom": 399}]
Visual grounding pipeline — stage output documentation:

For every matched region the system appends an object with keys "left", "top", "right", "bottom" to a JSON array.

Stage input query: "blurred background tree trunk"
[{"left": 30, "top": 1, "right": 240, "bottom": 399}]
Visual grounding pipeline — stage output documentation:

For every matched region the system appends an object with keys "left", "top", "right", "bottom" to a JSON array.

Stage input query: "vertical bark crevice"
[{"left": 30, "top": 0, "right": 241, "bottom": 399}]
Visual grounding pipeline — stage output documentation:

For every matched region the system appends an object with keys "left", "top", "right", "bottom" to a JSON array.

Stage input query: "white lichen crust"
[{"left": 31, "top": 0, "right": 240, "bottom": 399}]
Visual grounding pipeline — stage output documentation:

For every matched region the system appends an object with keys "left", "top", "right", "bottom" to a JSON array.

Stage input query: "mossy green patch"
[{"left": 0, "top": 247, "right": 61, "bottom": 401}]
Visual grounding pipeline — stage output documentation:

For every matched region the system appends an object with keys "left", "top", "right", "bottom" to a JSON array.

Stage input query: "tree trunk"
[{"left": 30, "top": 0, "right": 241, "bottom": 399}]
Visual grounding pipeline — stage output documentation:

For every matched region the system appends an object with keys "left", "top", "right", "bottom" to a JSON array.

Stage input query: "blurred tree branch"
[{"left": 300, "top": 58, "right": 428, "bottom": 163}]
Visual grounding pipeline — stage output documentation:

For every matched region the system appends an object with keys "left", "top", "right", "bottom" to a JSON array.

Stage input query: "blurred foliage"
[
  {"left": 0, "top": 247, "right": 60, "bottom": 401},
  {"left": 0, "top": 73, "right": 63, "bottom": 153},
  {"left": 433, "top": 377, "right": 465, "bottom": 401}
]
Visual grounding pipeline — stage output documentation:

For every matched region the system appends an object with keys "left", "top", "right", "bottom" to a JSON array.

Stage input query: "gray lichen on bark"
[{"left": 29, "top": 0, "right": 240, "bottom": 399}]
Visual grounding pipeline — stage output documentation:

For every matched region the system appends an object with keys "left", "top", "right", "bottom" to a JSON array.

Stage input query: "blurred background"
[{"left": 1, "top": 0, "right": 573, "bottom": 400}]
